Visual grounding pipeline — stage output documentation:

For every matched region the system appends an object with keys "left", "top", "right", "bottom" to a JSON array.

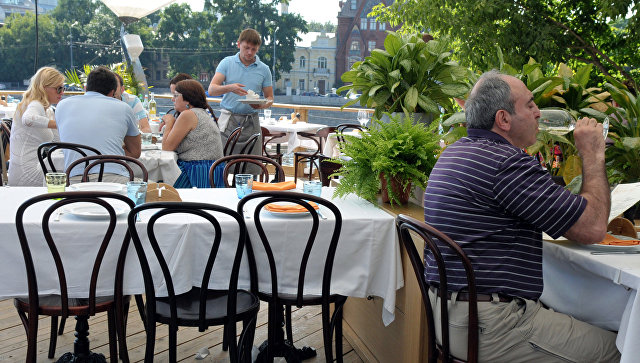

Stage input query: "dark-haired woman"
[{"left": 162, "top": 79, "right": 224, "bottom": 187}]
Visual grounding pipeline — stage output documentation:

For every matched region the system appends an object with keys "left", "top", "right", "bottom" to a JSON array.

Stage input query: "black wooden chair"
[
  {"left": 0, "top": 120, "right": 10, "bottom": 186},
  {"left": 261, "top": 126, "right": 286, "bottom": 165},
  {"left": 318, "top": 155, "right": 341, "bottom": 187},
  {"left": 209, "top": 154, "right": 285, "bottom": 187},
  {"left": 126, "top": 202, "right": 260, "bottom": 363},
  {"left": 238, "top": 191, "right": 347, "bottom": 363},
  {"left": 37, "top": 142, "right": 101, "bottom": 174},
  {"left": 224, "top": 126, "right": 244, "bottom": 156},
  {"left": 335, "top": 123, "right": 365, "bottom": 144},
  {"left": 395, "top": 214, "right": 479, "bottom": 363},
  {"left": 65, "top": 154, "right": 148, "bottom": 185},
  {"left": 293, "top": 126, "right": 336, "bottom": 183},
  {"left": 14, "top": 191, "right": 134, "bottom": 362}
]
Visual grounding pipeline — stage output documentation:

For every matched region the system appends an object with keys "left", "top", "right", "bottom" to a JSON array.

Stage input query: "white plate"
[
  {"left": 67, "top": 182, "right": 126, "bottom": 194},
  {"left": 581, "top": 236, "right": 640, "bottom": 252},
  {"left": 65, "top": 202, "right": 128, "bottom": 219},
  {"left": 238, "top": 99, "right": 270, "bottom": 105},
  {"left": 141, "top": 144, "right": 159, "bottom": 150}
]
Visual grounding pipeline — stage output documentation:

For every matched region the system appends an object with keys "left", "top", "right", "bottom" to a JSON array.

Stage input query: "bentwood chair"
[
  {"left": 37, "top": 142, "right": 101, "bottom": 174},
  {"left": 335, "top": 123, "right": 365, "bottom": 144},
  {"left": 318, "top": 155, "right": 341, "bottom": 187},
  {"left": 0, "top": 120, "right": 9, "bottom": 185},
  {"left": 14, "top": 192, "right": 134, "bottom": 363},
  {"left": 238, "top": 191, "right": 347, "bottom": 363},
  {"left": 395, "top": 214, "right": 479, "bottom": 363},
  {"left": 65, "top": 154, "right": 148, "bottom": 185},
  {"left": 293, "top": 126, "right": 336, "bottom": 183},
  {"left": 209, "top": 154, "right": 285, "bottom": 187},
  {"left": 126, "top": 202, "right": 260, "bottom": 363},
  {"left": 224, "top": 126, "right": 244, "bottom": 156},
  {"left": 261, "top": 126, "right": 286, "bottom": 165}
]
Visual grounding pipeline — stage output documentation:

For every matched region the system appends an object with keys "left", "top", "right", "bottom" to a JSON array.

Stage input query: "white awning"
[{"left": 100, "top": 0, "right": 176, "bottom": 23}]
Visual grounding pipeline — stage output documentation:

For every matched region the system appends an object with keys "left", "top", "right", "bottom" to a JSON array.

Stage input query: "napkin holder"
[{"left": 146, "top": 182, "right": 182, "bottom": 202}]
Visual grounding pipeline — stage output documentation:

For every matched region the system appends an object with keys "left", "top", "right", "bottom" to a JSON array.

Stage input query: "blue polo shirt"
[
  {"left": 423, "top": 128, "right": 586, "bottom": 299},
  {"left": 216, "top": 53, "right": 272, "bottom": 114}
]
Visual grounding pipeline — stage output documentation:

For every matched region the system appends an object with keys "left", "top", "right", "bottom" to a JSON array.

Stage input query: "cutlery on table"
[{"left": 590, "top": 251, "right": 640, "bottom": 255}]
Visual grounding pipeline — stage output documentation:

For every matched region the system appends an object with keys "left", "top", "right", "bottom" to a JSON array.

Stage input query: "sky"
[{"left": 179, "top": 0, "right": 341, "bottom": 24}]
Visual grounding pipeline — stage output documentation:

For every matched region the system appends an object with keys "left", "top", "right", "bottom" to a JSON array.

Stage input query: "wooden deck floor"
[{"left": 0, "top": 298, "right": 364, "bottom": 362}]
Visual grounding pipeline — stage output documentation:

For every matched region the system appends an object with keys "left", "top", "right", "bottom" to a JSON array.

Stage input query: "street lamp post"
[
  {"left": 69, "top": 25, "right": 74, "bottom": 70},
  {"left": 272, "top": 27, "right": 277, "bottom": 87}
]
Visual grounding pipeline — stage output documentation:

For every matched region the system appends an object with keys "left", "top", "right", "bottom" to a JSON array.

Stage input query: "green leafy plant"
[
  {"left": 331, "top": 113, "right": 441, "bottom": 205},
  {"left": 338, "top": 32, "right": 472, "bottom": 120},
  {"left": 64, "top": 62, "right": 144, "bottom": 95}
]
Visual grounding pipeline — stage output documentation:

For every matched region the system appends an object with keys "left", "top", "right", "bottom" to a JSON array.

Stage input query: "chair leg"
[
  {"left": 58, "top": 316, "right": 66, "bottom": 335},
  {"left": 49, "top": 316, "right": 58, "bottom": 358},
  {"left": 334, "top": 301, "right": 345, "bottom": 363},
  {"left": 169, "top": 324, "right": 178, "bottom": 363},
  {"left": 294, "top": 155, "right": 300, "bottom": 183},
  {"left": 285, "top": 305, "right": 294, "bottom": 343},
  {"left": 222, "top": 324, "right": 229, "bottom": 351},
  {"left": 239, "top": 314, "right": 258, "bottom": 363},
  {"left": 118, "top": 298, "right": 131, "bottom": 363},
  {"left": 144, "top": 318, "right": 156, "bottom": 363},
  {"left": 107, "top": 309, "right": 118, "bottom": 363},
  {"left": 308, "top": 159, "right": 314, "bottom": 181},
  {"left": 321, "top": 304, "right": 334, "bottom": 363},
  {"left": 226, "top": 321, "right": 239, "bottom": 363},
  {"left": 135, "top": 294, "right": 146, "bottom": 330}
]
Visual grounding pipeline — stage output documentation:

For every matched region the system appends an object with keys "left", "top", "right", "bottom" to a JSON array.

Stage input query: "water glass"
[
  {"left": 141, "top": 132, "right": 153, "bottom": 145},
  {"left": 235, "top": 174, "right": 253, "bottom": 199},
  {"left": 357, "top": 110, "right": 369, "bottom": 127},
  {"left": 127, "top": 181, "right": 147, "bottom": 206},
  {"left": 602, "top": 116, "right": 610, "bottom": 139},
  {"left": 303, "top": 180, "right": 323, "bottom": 197},
  {"left": 46, "top": 173, "right": 66, "bottom": 194},
  {"left": 264, "top": 109, "right": 272, "bottom": 120}
]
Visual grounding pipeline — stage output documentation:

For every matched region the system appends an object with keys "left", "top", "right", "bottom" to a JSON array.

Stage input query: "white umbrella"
[{"left": 100, "top": 0, "right": 176, "bottom": 24}]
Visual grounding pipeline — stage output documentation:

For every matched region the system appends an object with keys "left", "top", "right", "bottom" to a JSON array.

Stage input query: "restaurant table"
[
  {"left": 0, "top": 103, "right": 17, "bottom": 119},
  {"left": 0, "top": 186, "right": 403, "bottom": 327},
  {"left": 50, "top": 146, "right": 182, "bottom": 185},
  {"left": 260, "top": 120, "right": 326, "bottom": 154},
  {"left": 322, "top": 130, "right": 362, "bottom": 158},
  {"left": 541, "top": 240, "right": 639, "bottom": 362}
]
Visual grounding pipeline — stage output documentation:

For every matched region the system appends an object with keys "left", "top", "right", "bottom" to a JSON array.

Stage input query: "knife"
[{"left": 590, "top": 251, "right": 640, "bottom": 255}]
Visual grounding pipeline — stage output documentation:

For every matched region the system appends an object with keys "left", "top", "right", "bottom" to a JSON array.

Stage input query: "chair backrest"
[
  {"left": 260, "top": 127, "right": 286, "bottom": 163},
  {"left": 37, "top": 142, "right": 101, "bottom": 174},
  {"left": 0, "top": 120, "right": 9, "bottom": 186},
  {"left": 209, "top": 154, "right": 285, "bottom": 187},
  {"left": 297, "top": 126, "right": 337, "bottom": 155},
  {"left": 14, "top": 192, "right": 135, "bottom": 320},
  {"left": 65, "top": 154, "right": 148, "bottom": 185},
  {"left": 127, "top": 202, "right": 248, "bottom": 331},
  {"left": 318, "top": 155, "right": 341, "bottom": 187},
  {"left": 237, "top": 191, "right": 343, "bottom": 308},
  {"left": 395, "top": 214, "right": 478, "bottom": 363},
  {"left": 223, "top": 126, "right": 244, "bottom": 156},
  {"left": 239, "top": 133, "right": 261, "bottom": 155},
  {"left": 335, "top": 123, "right": 365, "bottom": 144}
]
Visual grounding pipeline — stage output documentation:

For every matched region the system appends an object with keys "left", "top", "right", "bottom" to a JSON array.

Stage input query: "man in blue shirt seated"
[
  {"left": 423, "top": 70, "right": 619, "bottom": 362},
  {"left": 56, "top": 67, "right": 141, "bottom": 183}
]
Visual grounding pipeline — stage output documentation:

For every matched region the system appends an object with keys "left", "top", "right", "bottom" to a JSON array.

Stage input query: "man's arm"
[
  {"left": 563, "top": 118, "right": 610, "bottom": 244},
  {"left": 208, "top": 72, "right": 247, "bottom": 97},
  {"left": 138, "top": 117, "right": 151, "bottom": 133},
  {"left": 123, "top": 134, "right": 141, "bottom": 158}
]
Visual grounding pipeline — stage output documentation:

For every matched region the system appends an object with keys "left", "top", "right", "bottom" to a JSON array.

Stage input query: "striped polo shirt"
[{"left": 423, "top": 128, "right": 586, "bottom": 299}]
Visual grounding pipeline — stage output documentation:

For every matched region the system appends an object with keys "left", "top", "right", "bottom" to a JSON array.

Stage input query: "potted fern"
[{"left": 331, "top": 113, "right": 441, "bottom": 205}]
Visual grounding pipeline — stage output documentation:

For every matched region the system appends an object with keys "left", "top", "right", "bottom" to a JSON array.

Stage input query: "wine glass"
[
  {"left": 357, "top": 110, "right": 369, "bottom": 127},
  {"left": 538, "top": 109, "right": 576, "bottom": 135},
  {"left": 602, "top": 116, "right": 610, "bottom": 140},
  {"left": 263, "top": 109, "right": 272, "bottom": 120}
]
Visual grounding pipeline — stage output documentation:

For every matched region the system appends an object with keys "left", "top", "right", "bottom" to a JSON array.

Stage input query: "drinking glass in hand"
[
  {"left": 127, "top": 181, "right": 147, "bottom": 206},
  {"left": 46, "top": 173, "right": 67, "bottom": 196},
  {"left": 538, "top": 109, "right": 576, "bottom": 135},
  {"left": 235, "top": 174, "right": 253, "bottom": 199}
]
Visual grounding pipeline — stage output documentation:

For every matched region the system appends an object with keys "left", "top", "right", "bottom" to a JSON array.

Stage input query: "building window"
[
  {"left": 299, "top": 56, "right": 306, "bottom": 68},
  {"left": 199, "top": 72, "right": 209, "bottom": 82},
  {"left": 360, "top": 18, "right": 367, "bottom": 30},
  {"left": 318, "top": 57, "right": 327, "bottom": 69},
  {"left": 368, "top": 41, "right": 376, "bottom": 52},
  {"left": 369, "top": 18, "right": 376, "bottom": 30},
  {"left": 351, "top": 0, "right": 356, "bottom": 10},
  {"left": 380, "top": 22, "right": 386, "bottom": 31},
  {"left": 299, "top": 79, "right": 305, "bottom": 91},
  {"left": 350, "top": 41, "right": 360, "bottom": 51}
]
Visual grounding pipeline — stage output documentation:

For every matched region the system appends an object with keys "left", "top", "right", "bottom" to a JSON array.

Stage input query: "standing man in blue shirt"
[{"left": 208, "top": 28, "right": 273, "bottom": 169}]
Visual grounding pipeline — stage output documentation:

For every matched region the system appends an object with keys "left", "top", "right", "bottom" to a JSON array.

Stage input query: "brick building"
[{"left": 335, "top": 0, "right": 393, "bottom": 86}]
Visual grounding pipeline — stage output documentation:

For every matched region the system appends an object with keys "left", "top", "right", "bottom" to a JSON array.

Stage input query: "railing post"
[{"left": 294, "top": 108, "right": 308, "bottom": 121}]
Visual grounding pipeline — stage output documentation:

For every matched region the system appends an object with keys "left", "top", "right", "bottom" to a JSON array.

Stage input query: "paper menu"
[{"left": 609, "top": 182, "right": 640, "bottom": 223}]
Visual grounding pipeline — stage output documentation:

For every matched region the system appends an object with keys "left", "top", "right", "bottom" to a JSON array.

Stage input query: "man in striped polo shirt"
[{"left": 424, "top": 70, "right": 619, "bottom": 362}]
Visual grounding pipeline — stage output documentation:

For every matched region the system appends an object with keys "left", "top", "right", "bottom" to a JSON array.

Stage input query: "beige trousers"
[{"left": 428, "top": 290, "right": 620, "bottom": 362}]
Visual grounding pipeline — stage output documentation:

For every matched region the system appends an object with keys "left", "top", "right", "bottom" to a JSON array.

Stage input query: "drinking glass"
[
  {"left": 141, "top": 132, "right": 153, "bottom": 145},
  {"left": 303, "top": 180, "right": 323, "bottom": 197},
  {"left": 46, "top": 173, "right": 66, "bottom": 195},
  {"left": 357, "top": 110, "right": 369, "bottom": 127},
  {"left": 127, "top": 181, "right": 147, "bottom": 206},
  {"left": 235, "top": 174, "right": 253, "bottom": 199},
  {"left": 602, "top": 116, "right": 610, "bottom": 139},
  {"left": 538, "top": 109, "right": 576, "bottom": 135},
  {"left": 264, "top": 109, "right": 272, "bottom": 120}
]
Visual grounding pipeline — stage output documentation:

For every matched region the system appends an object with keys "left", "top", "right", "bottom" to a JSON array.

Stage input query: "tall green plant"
[
  {"left": 339, "top": 32, "right": 471, "bottom": 120},
  {"left": 64, "top": 63, "right": 142, "bottom": 95}
]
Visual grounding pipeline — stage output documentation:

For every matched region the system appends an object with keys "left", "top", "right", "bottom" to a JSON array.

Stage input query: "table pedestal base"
[
  {"left": 55, "top": 315, "right": 106, "bottom": 363},
  {"left": 255, "top": 339, "right": 316, "bottom": 363}
]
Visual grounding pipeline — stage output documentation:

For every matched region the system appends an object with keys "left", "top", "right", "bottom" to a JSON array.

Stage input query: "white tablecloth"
[
  {"left": 322, "top": 131, "right": 363, "bottom": 158},
  {"left": 0, "top": 104, "right": 17, "bottom": 119},
  {"left": 0, "top": 187, "right": 403, "bottom": 326},
  {"left": 51, "top": 147, "right": 182, "bottom": 185},
  {"left": 541, "top": 241, "right": 640, "bottom": 362},
  {"left": 260, "top": 121, "right": 326, "bottom": 153}
]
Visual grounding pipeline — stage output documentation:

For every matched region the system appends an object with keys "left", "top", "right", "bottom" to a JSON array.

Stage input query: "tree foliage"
[{"left": 371, "top": 0, "right": 640, "bottom": 89}]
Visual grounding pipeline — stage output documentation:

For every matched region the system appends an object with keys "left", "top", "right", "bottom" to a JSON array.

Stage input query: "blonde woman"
[{"left": 8, "top": 67, "right": 65, "bottom": 186}]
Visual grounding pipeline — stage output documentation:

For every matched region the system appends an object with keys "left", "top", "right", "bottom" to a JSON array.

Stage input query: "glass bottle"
[
  {"left": 142, "top": 94, "right": 149, "bottom": 115},
  {"left": 148, "top": 92, "right": 157, "bottom": 119}
]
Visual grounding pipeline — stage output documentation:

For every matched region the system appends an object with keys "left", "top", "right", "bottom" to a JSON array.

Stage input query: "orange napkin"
[
  {"left": 598, "top": 233, "right": 640, "bottom": 246},
  {"left": 252, "top": 181, "right": 296, "bottom": 191},
  {"left": 265, "top": 201, "right": 319, "bottom": 213}
]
